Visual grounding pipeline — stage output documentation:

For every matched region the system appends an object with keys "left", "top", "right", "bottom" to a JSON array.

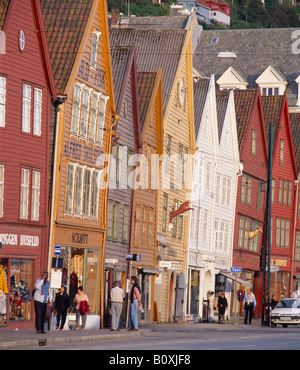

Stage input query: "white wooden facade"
[{"left": 186, "top": 75, "right": 241, "bottom": 321}]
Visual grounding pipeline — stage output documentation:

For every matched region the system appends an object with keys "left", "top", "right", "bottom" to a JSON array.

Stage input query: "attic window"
[
  {"left": 90, "top": 29, "right": 101, "bottom": 69},
  {"left": 210, "top": 37, "right": 219, "bottom": 44},
  {"left": 218, "top": 51, "right": 237, "bottom": 63}
]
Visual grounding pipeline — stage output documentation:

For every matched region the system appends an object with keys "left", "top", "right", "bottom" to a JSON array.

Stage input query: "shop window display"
[
  {"left": 10, "top": 259, "right": 33, "bottom": 321},
  {"left": 0, "top": 258, "right": 33, "bottom": 324},
  {"left": 60, "top": 247, "right": 100, "bottom": 314}
]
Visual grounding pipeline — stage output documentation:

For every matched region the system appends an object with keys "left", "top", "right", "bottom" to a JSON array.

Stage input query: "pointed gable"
[
  {"left": 233, "top": 89, "right": 257, "bottom": 155},
  {"left": 109, "top": 28, "right": 187, "bottom": 115},
  {"left": 290, "top": 113, "right": 300, "bottom": 174},
  {"left": 193, "top": 77, "right": 210, "bottom": 136},
  {"left": 40, "top": 0, "right": 93, "bottom": 94},
  {"left": 216, "top": 91, "right": 229, "bottom": 142}
]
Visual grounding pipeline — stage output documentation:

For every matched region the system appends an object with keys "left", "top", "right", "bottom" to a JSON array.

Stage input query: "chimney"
[{"left": 111, "top": 8, "right": 119, "bottom": 28}]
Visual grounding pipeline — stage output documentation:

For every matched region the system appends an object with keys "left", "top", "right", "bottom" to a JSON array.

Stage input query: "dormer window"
[
  {"left": 256, "top": 66, "right": 287, "bottom": 97},
  {"left": 262, "top": 87, "right": 279, "bottom": 96},
  {"left": 90, "top": 29, "right": 101, "bottom": 69}
]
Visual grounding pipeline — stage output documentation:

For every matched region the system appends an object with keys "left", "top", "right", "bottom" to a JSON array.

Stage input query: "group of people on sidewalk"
[
  {"left": 33, "top": 271, "right": 142, "bottom": 334},
  {"left": 33, "top": 271, "right": 89, "bottom": 333},
  {"left": 208, "top": 288, "right": 257, "bottom": 325}
]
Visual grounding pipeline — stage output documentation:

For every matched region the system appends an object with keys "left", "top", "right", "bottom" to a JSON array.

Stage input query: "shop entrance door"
[{"left": 174, "top": 272, "right": 185, "bottom": 322}]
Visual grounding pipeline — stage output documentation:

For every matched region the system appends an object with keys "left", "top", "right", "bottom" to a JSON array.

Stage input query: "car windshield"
[{"left": 276, "top": 299, "right": 300, "bottom": 309}]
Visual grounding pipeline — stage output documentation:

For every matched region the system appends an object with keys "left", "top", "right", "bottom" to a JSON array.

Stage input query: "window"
[
  {"left": 122, "top": 204, "right": 130, "bottom": 243},
  {"left": 295, "top": 232, "right": 300, "bottom": 261},
  {"left": 91, "top": 171, "right": 99, "bottom": 217},
  {"left": 0, "top": 165, "right": 4, "bottom": 216},
  {"left": 183, "top": 149, "right": 188, "bottom": 185},
  {"left": 83, "top": 169, "right": 91, "bottom": 216},
  {"left": 107, "top": 200, "right": 119, "bottom": 241},
  {"left": 71, "top": 83, "right": 83, "bottom": 135},
  {"left": 280, "top": 140, "right": 284, "bottom": 166},
  {"left": 251, "top": 129, "right": 256, "bottom": 155},
  {"left": 257, "top": 181, "right": 263, "bottom": 210},
  {"left": 96, "top": 96, "right": 107, "bottom": 146},
  {"left": 90, "top": 30, "right": 101, "bottom": 68},
  {"left": 89, "top": 92, "right": 99, "bottom": 141},
  {"left": 74, "top": 166, "right": 83, "bottom": 215},
  {"left": 162, "top": 194, "right": 168, "bottom": 232},
  {"left": 148, "top": 208, "right": 154, "bottom": 246},
  {"left": 165, "top": 136, "right": 172, "bottom": 174},
  {"left": 278, "top": 179, "right": 292, "bottom": 206},
  {"left": 0, "top": 76, "right": 6, "bottom": 127},
  {"left": 215, "top": 219, "right": 230, "bottom": 253},
  {"left": 238, "top": 216, "right": 260, "bottom": 252},
  {"left": 22, "top": 84, "right": 31, "bottom": 133},
  {"left": 177, "top": 145, "right": 183, "bottom": 182},
  {"left": 276, "top": 218, "right": 290, "bottom": 249},
  {"left": 19, "top": 30, "right": 25, "bottom": 51},
  {"left": 80, "top": 88, "right": 91, "bottom": 138},
  {"left": 241, "top": 174, "right": 252, "bottom": 205},
  {"left": 190, "top": 207, "right": 200, "bottom": 241},
  {"left": 33, "top": 88, "right": 42, "bottom": 136},
  {"left": 65, "top": 163, "right": 75, "bottom": 213},
  {"left": 172, "top": 201, "right": 179, "bottom": 237},
  {"left": 31, "top": 171, "right": 40, "bottom": 220},
  {"left": 20, "top": 168, "right": 29, "bottom": 219}
]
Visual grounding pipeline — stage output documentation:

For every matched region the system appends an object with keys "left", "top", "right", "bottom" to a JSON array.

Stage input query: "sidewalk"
[{"left": 0, "top": 317, "right": 268, "bottom": 349}]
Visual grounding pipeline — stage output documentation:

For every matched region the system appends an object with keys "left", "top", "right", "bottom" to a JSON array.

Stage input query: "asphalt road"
[{"left": 17, "top": 326, "right": 300, "bottom": 352}]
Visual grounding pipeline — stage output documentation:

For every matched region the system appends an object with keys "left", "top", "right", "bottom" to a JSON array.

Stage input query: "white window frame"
[
  {"left": 91, "top": 170, "right": 99, "bottom": 217},
  {"left": 80, "top": 87, "right": 92, "bottom": 139},
  {"left": 96, "top": 95, "right": 108, "bottom": 146},
  {"left": 0, "top": 77, "right": 6, "bottom": 127},
  {"left": 90, "top": 30, "right": 101, "bottom": 69},
  {"left": 89, "top": 91, "right": 101, "bottom": 141},
  {"left": 33, "top": 88, "right": 42, "bottom": 136},
  {"left": 22, "top": 84, "right": 31, "bottom": 133},
  {"left": 0, "top": 165, "right": 4, "bottom": 217},
  {"left": 71, "top": 82, "right": 84, "bottom": 135},
  {"left": 74, "top": 165, "right": 84, "bottom": 215},
  {"left": 65, "top": 163, "right": 75, "bottom": 214},
  {"left": 31, "top": 171, "right": 40, "bottom": 220},
  {"left": 83, "top": 168, "right": 91, "bottom": 216},
  {"left": 20, "top": 168, "right": 30, "bottom": 219}
]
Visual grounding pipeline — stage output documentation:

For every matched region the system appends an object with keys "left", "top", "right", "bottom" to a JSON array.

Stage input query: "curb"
[{"left": 0, "top": 328, "right": 152, "bottom": 349}]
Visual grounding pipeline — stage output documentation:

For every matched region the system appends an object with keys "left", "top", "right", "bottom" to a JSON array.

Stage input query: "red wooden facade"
[
  {"left": 0, "top": 0, "right": 56, "bottom": 329},
  {"left": 232, "top": 89, "right": 268, "bottom": 314},
  {"left": 262, "top": 94, "right": 298, "bottom": 301}
]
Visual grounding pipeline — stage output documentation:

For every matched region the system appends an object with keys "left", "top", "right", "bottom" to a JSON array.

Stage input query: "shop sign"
[
  {"left": 105, "top": 259, "right": 118, "bottom": 264},
  {"left": 159, "top": 261, "right": 182, "bottom": 270},
  {"left": 0, "top": 233, "right": 39, "bottom": 247},
  {"left": 72, "top": 232, "right": 88, "bottom": 245}
]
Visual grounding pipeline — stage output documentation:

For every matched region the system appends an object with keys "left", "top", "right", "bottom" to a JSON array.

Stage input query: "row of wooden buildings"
[{"left": 1, "top": 0, "right": 300, "bottom": 330}]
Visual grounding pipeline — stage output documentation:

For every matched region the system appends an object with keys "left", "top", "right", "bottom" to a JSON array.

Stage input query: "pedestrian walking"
[
  {"left": 208, "top": 291, "right": 216, "bottom": 323},
  {"left": 74, "top": 286, "right": 89, "bottom": 330},
  {"left": 33, "top": 271, "right": 52, "bottom": 334},
  {"left": 110, "top": 281, "right": 125, "bottom": 331},
  {"left": 217, "top": 290, "right": 227, "bottom": 323},
  {"left": 54, "top": 286, "right": 70, "bottom": 331},
  {"left": 243, "top": 288, "right": 256, "bottom": 325},
  {"left": 128, "top": 276, "right": 142, "bottom": 331}
]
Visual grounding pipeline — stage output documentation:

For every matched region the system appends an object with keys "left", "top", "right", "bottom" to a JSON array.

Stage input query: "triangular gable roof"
[
  {"left": 217, "top": 66, "right": 248, "bottom": 90},
  {"left": 261, "top": 95, "right": 284, "bottom": 152},
  {"left": 262, "top": 93, "right": 297, "bottom": 178},
  {"left": 290, "top": 112, "right": 300, "bottom": 174},
  {"left": 137, "top": 72, "right": 157, "bottom": 129},
  {"left": 109, "top": 28, "right": 187, "bottom": 115},
  {"left": 40, "top": 0, "right": 93, "bottom": 94},
  {"left": 111, "top": 45, "right": 141, "bottom": 150},
  {"left": 216, "top": 90, "right": 229, "bottom": 142},
  {"left": 1, "top": 0, "right": 56, "bottom": 100},
  {"left": 255, "top": 65, "right": 288, "bottom": 86},
  {"left": 233, "top": 89, "right": 258, "bottom": 155},
  {"left": 193, "top": 77, "right": 210, "bottom": 136}
]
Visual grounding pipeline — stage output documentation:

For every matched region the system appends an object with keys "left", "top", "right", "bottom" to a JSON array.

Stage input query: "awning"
[
  {"left": 138, "top": 267, "right": 161, "bottom": 275},
  {"left": 219, "top": 271, "right": 252, "bottom": 287}
]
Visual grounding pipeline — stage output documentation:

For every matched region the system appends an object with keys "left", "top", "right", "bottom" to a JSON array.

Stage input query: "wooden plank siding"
[
  {"left": 0, "top": 0, "right": 56, "bottom": 329},
  {"left": 232, "top": 89, "right": 268, "bottom": 303},
  {"left": 262, "top": 94, "right": 298, "bottom": 298}
]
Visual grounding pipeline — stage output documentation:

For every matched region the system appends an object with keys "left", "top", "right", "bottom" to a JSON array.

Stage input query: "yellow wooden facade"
[{"left": 48, "top": 0, "right": 116, "bottom": 328}]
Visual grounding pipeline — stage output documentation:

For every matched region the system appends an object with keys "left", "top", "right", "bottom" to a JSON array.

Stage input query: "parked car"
[{"left": 270, "top": 298, "right": 300, "bottom": 327}]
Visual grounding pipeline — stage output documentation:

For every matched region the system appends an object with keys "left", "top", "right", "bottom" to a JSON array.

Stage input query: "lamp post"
[{"left": 262, "top": 122, "right": 273, "bottom": 326}]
